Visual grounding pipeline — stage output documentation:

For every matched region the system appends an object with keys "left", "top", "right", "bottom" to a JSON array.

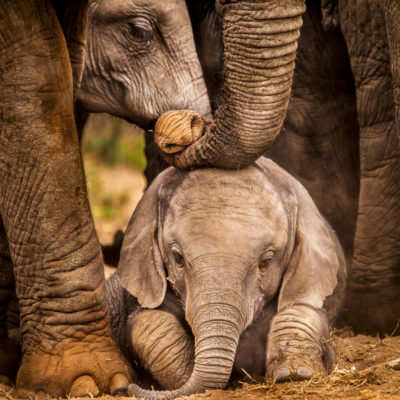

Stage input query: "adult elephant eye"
[{"left": 129, "top": 20, "right": 153, "bottom": 46}]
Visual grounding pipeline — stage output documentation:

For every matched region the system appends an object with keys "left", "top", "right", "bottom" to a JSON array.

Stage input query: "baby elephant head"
[{"left": 117, "top": 158, "right": 345, "bottom": 399}]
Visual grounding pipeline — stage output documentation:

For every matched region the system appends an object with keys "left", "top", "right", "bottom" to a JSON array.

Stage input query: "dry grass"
[{"left": 4, "top": 333, "right": 400, "bottom": 400}]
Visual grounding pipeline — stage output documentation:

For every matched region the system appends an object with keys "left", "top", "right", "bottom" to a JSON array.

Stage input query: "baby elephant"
[{"left": 106, "top": 157, "right": 346, "bottom": 400}]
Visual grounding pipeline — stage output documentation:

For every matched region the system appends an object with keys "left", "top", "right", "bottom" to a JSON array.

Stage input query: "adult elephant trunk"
[
  {"left": 129, "top": 288, "right": 248, "bottom": 399},
  {"left": 155, "top": 0, "right": 306, "bottom": 170}
]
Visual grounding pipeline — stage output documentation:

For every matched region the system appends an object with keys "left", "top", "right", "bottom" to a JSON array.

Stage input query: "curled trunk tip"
[{"left": 154, "top": 110, "right": 212, "bottom": 167}]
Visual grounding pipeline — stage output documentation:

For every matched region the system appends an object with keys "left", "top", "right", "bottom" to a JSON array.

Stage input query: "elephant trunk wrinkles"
[
  {"left": 129, "top": 290, "right": 246, "bottom": 400},
  {"left": 177, "top": 0, "right": 306, "bottom": 169}
]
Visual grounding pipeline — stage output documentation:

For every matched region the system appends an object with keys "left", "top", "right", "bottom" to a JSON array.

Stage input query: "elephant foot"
[
  {"left": 268, "top": 356, "right": 324, "bottom": 383},
  {"left": 0, "top": 336, "right": 21, "bottom": 383},
  {"left": 266, "top": 305, "right": 335, "bottom": 383},
  {"left": 15, "top": 338, "right": 134, "bottom": 398}
]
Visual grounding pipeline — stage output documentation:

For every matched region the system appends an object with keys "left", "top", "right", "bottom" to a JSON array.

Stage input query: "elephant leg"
[
  {"left": 130, "top": 310, "right": 194, "bottom": 390},
  {"left": 265, "top": 305, "right": 335, "bottom": 382},
  {"left": 339, "top": 0, "right": 400, "bottom": 334},
  {"left": 0, "top": 1, "right": 131, "bottom": 397},
  {"left": 0, "top": 218, "right": 20, "bottom": 384}
]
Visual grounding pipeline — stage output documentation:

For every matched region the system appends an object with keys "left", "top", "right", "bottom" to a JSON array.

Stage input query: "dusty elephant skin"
[
  {"left": 269, "top": 0, "right": 400, "bottom": 335},
  {"left": 74, "top": 0, "right": 212, "bottom": 191},
  {"left": 106, "top": 157, "right": 346, "bottom": 399},
  {"left": 155, "top": 0, "right": 400, "bottom": 335}
]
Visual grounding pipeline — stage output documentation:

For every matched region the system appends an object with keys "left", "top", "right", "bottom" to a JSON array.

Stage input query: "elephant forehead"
[
  {"left": 163, "top": 169, "right": 289, "bottom": 251},
  {"left": 95, "top": 0, "right": 186, "bottom": 19},
  {"left": 168, "top": 166, "right": 284, "bottom": 212}
]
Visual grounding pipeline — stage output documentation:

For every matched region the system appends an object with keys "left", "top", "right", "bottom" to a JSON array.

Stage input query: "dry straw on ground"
[{"left": 3, "top": 331, "right": 400, "bottom": 400}]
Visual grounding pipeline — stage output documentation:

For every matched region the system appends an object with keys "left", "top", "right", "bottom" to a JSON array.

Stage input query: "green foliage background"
[
  {"left": 82, "top": 114, "right": 146, "bottom": 220},
  {"left": 82, "top": 114, "right": 146, "bottom": 170}
]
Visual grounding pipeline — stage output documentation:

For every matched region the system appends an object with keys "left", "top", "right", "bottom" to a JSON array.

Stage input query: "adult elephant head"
[
  {"left": 77, "top": 0, "right": 211, "bottom": 130},
  {"left": 154, "top": 0, "right": 306, "bottom": 170}
]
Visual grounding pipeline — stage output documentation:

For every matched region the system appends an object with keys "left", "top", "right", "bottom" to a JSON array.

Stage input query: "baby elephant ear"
[
  {"left": 278, "top": 184, "right": 346, "bottom": 313},
  {"left": 117, "top": 169, "right": 173, "bottom": 309}
]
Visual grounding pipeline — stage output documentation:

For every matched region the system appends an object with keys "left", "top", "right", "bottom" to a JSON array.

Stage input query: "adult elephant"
[
  {"left": 0, "top": 0, "right": 210, "bottom": 397},
  {"left": 156, "top": 0, "right": 400, "bottom": 335}
]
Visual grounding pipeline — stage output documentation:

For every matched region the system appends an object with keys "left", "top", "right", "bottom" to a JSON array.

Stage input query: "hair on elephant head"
[
  {"left": 112, "top": 157, "right": 346, "bottom": 399},
  {"left": 77, "top": 0, "right": 211, "bottom": 130}
]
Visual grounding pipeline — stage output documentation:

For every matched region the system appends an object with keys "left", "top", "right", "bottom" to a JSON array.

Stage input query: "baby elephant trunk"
[{"left": 129, "top": 289, "right": 248, "bottom": 399}]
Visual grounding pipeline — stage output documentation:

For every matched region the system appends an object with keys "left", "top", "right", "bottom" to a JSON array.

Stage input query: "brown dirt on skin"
[{"left": 3, "top": 163, "right": 400, "bottom": 400}]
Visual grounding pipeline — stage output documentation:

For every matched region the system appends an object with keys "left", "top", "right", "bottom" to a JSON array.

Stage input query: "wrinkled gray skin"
[
  {"left": 106, "top": 158, "right": 346, "bottom": 399},
  {"left": 149, "top": 0, "right": 306, "bottom": 170},
  {"left": 76, "top": 0, "right": 211, "bottom": 131},
  {"left": 151, "top": 0, "right": 400, "bottom": 335}
]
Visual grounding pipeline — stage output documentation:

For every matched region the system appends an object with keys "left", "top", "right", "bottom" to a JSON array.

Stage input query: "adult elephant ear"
[
  {"left": 117, "top": 168, "right": 183, "bottom": 308},
  {"left": 278, "top": 180, "right": 346, "bottom": 317},
  {"left": 154, "top": 0, "right": 306, "bottom": 170}
]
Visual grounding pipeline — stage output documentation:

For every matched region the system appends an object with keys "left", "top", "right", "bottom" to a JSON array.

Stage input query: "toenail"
[
  {"left": 34, "top": 390, "right": 48, "bottom": 400},
  {"left": 275, "top": 367, "right": 291, "bottom": 382},
  {"left": 110, "top": 373, "right": 129, "bottom": 395},
  {"left": 70, "top": 375, "right": 100, "bottom": 397},
  {"left": 297, "top": 366, "right": 313, "bottom": 379}
]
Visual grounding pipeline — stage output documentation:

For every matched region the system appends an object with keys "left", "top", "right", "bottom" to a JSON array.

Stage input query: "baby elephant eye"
[
  {"left": 171, "top": 247, "right": 184, "bottom": 268},
  {"left": 259, "top": 250, "right": 275, "bottom": 272}
]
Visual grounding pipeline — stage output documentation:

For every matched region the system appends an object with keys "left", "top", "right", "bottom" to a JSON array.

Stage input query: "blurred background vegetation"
[
  {"left": 82, "top": 113, "right": 146, "bottom": 170},
  {"left": 81, "top": 114, "right": 147, "bottom": 246}
]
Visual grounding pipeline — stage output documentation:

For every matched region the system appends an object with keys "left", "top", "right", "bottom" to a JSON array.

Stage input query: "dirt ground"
[
  {"left": 2, "top": 157, "right": 400, "bottom": 400},
  {"left": 3, "top": 332, "right": 400, "bottom": 399}
]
